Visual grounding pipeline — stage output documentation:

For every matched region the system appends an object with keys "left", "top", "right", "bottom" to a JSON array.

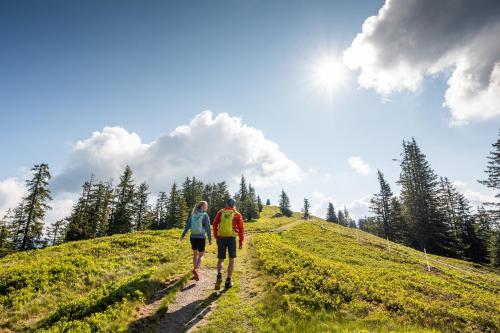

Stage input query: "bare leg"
[
  {"left": 196, "top": 251, "right": 205, "bottom": 269},
  {"left": 192, "top": 250, "right": 199, "bottom": 270},
  {"left": 227, "top": 258, "right": 235, "bottom": 278},
  {"left": 217, "top": 258, "right": 224, "bottom": 275}
]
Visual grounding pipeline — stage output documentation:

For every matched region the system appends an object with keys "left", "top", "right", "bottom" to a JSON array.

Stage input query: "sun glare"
[{"left": 309, "top": 54, "right": 348, "bottom": 96}]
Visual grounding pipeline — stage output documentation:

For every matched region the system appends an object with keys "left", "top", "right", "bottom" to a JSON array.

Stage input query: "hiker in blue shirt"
[{"left": 180, "top": 201, "right": 212, "bottom": 281}]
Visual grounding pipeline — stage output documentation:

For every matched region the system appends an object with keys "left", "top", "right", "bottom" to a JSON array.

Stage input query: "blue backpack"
[{"left": 190, "top": 213, "right": 206, "bottom": 235}]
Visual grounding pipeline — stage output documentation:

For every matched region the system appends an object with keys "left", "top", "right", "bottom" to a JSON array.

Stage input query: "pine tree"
[
  {"left": 245, "top": 184, "right": 260, "bottom": 220},
  {"left": 326, "top": 202, "right": 337, "bottom": 223},
  {"left": 8, "top": 203, "right": 26, "bottom": 249},
  {"left": 358, "top": 216, "right": 384, "bottom": 236},
  {"left": 182, "top": 177, "right": 204, "bottom": 217},
  {"left": 343, "top": 207, "right": 356, "bottom": 228},
  {"left": 398, "top": 139, "right": 453, "bottom": 256},
  {"left": 20, "top": 163, "right": 52, "bottom": 250},
  {"left": 93, "top": 182, "right": 114, "bottom": 237},
  {"left": 152, "top": 191, "right": 168, "bottom": 229},
  {"left": 257, "top": 195, "right": 263, "bottom": 213},
  {"left": 474, "top": 206, "right": 496, "bottom": 266},
  {"left": 166, "top": 182, "right": 188, "bottom": 229},
  {"left": 303, "top": 198, "right": 311, "bottom": 220},
  {"left": 488, "top": 228, "right": 500, "bottom": 268},
  {"left": 478, "top": 129, "right": 500, "bottom": 221},
  {"left": 134, "top": 182, "right": 151, "bottom": 231},
  {"left": 279, "top": 189, "right": 293, "bottom": 217},
  {"left": 389, "top": 197, "right": 410, "bottom": 245},
  {"left": 266, "top": 198, "right": 271, "bottom": 205},
  {"left": 0, "top": 211, "right": 11, "bottom": 249},
  {"left": 458, "top": 196, "right": 488, "bottom": 263},
  {"left": 65, "top": 178, "right": 94, "bottom": 241},
  {"left": 238, "top": 175, "right": 249, "bottom": 202},
  {"left": 47, "top": 219, "right": 67, "bottom": 246},
  {"left": 108, "top": 166, "right": 136, "bottom": 235},
  {"left": 337, "top": 209, "right": 347, "bottom": 226},
  {"left": 436, "top": 177, "right": 466, "bottom": 257},
  {"left": 370, "top": 170, "right": 394, "bottom": 240}
]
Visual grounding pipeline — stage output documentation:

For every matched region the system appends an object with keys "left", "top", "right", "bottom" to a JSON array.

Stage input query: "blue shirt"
[{"left": 181, "top": 211, "right": 212, "bottom": 241}]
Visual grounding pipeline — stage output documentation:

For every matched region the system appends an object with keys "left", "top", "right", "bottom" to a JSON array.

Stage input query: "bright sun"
[{"left": 310, "top": 54, "right": 347, "bottom": 96}]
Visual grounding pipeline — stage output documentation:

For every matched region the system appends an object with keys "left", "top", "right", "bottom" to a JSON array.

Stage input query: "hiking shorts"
[
  {"left": 217, "top": 237, "right": 237, "bottom": 259},
  {"left": 190, "top": 237, "right": 206, "bottom": 252}
]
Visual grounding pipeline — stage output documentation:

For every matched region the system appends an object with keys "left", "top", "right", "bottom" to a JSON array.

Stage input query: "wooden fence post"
[{"left": 424, "top": 248, "right": 431, "bottom": 272}]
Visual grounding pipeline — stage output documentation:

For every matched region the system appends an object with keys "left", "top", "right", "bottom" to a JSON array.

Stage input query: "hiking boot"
[
  {"left": 224, "top": 278, "right": 233, "bottom": 289},
  {"left": 192, "top": 269, "right": 199, "bottom": 281},
  {"left": 215, "top": 273, "right": 222, "bottom": 290}
]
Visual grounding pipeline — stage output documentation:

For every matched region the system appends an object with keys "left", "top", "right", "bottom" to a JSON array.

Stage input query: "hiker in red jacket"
[{"left": 212, "top": 198, "right": 244, "bottom": 290}]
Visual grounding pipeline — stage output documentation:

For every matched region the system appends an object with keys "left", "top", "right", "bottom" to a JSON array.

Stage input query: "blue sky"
[{"left": 1, "top": 0, "right": 499, "bottom": 220}]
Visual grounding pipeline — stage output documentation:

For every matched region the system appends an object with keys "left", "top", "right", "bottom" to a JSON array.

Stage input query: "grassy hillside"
[
  {"left": 0, "top": 230, "right": 191, "bottom": 332},
  {"left": 199, "top": 207, "right": 500, "bottom": 333},
  {"left": 1, "top": 206, "right": 499, "bottom": 332}
]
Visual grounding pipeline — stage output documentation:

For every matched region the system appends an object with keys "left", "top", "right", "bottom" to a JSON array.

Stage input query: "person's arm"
[
  {"left": 236, "top": 213, "right": 244, "bottom": 248},
  {"left": 213, "top": 210, "right": 221, "bottom": 239},
  {"left": 180, "top": 217, "right": 191, "bottom": 239},
  {"left": 204, "top": 214, "right": 212, "bottom": 243}
]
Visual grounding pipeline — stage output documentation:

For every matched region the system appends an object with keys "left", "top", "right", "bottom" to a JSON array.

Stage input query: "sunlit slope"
[
  {"left": 251, "top": 207, "right": 500, "bottom": 332},
  {"left": 0, "top": 230, "right": 191, "bottom": 332}
]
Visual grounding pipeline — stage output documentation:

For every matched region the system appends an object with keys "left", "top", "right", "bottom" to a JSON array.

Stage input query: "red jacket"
[{"left": 213, "top": 207, "right": 244, "bottom": 246}]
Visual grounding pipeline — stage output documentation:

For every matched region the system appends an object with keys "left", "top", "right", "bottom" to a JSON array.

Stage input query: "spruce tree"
[
  {"left": 20, "top": 163, "right": 52, "bottom": 250},
  {"left": 237, "top": 175, "right": 248, "bottom": 202},
  {"left": 344, "top": 207, "right": 356, "bottom": 228},
  {"left": 109, "top": 166, "right": 136, "bottom": 235},
  {"left": 93, "top": 182, "right": 114, "bottom": 237},
  {"left": 166, "top": 182, "right": 188, "bottom": 229},
  {"left": 0, "top": 211, "right": 11, "bottom": 249},
  {"left": 398, "top": 139, "right": 453, "bottom": 256},
  {"left": 152, "top": 191, "right": 168, "bottom": 229},
  {"left": 8, "top": 203, "right": 26, "bottom": 249},
  {"left": 266, "top": 198, "right": 271, "bottom": 205},
  {"left": 488, "top": 228, "right": 500, "bottom": 268},
  {"left": 257, "top": 195, "right": 263, "bottom": 213},
  {"left": 279, "top": 189, "right": 293, "bottom": 217},
  {"left": 478, "top": 129, "right": 500, "bottom": 221},
  {"left": 389, "top": 197, "right": 410, "bottom": 245},
  {"left": 65, "top": 178, "right": 94, "bottom": 241},
  {"left": 182, "top": 177, "right": 204, "bottom": 216},
  {"left": 370, "top": 170, "right": 394, "bottom": 240},
  {"left": 458, "top": 196, "right": 488, "bottom": 263},
  {"left": 326, "top": 202, "right": 338, "bottom": 223},
  {"left": 303, "top": 198, "right": 311, "bottom": 220},
  {"left": 474, "top": 207, "right": 496, "bottom": 266},
  {"left": 337, "top": 209, "right": 346, "bottom": 226},
  {"left": 358, "top": 216, "right": 384, "bottom": 236},
  {"left": 436, "top": 177, "right": 466, "bottom": 257},
  {"left": 134, "top": 182, "right": 151, "bottom": 231},
  {"left": 47, "top": 219, "right": 67, "bottom": 245},
  {"left": 245, "top": 184, "right": 260, "bottom": 220}
]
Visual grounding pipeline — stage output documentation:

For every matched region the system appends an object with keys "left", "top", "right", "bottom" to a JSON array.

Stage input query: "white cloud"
[
  {"left": 53, "top": 111, "right": 303, "bottom": 195},
  {"left": 452, "top": 181, "right": 497, "bottom": 208},
  {"left": 0, "top": 177, "right": 26, "bottom": 217},
  {"left": 348, "top": 156, "right": 371, "bottom": 175},
  {"left": 343, "top": 0, "right": 500, "bottom": 125},
  {"left": 310, "top": 191, "right": 371, "bottom": 220},
  {"left": 346, "top": 194, "right": 372, "bottom": 220}
]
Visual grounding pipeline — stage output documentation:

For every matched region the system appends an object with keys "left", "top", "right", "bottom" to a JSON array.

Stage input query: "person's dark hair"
[{"left": 227, "top": 198, "right": 236, "bottom": 208}]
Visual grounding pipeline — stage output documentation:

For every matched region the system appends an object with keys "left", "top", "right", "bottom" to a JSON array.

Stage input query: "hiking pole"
[{"left": 424, "top": 248, "right": 430, "bottom": 272}]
